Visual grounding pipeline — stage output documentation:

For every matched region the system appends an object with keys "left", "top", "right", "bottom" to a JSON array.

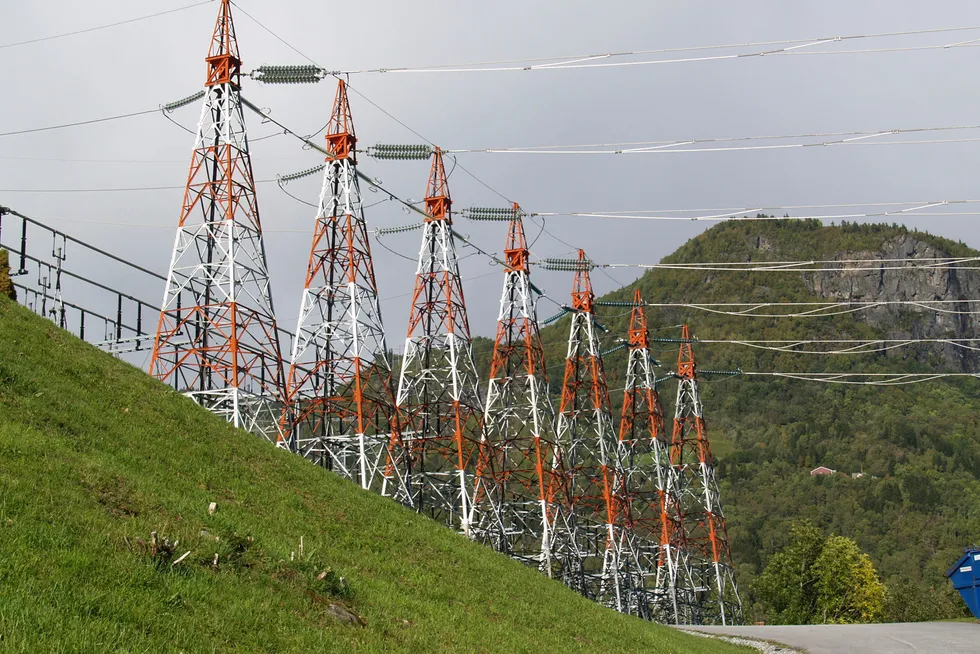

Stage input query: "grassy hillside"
[
  {"left": 537, "top": 220, "right": 979, "bottom": 622},
  {"left": 0, "top": 295, "right": 744, "bottom": 652}
]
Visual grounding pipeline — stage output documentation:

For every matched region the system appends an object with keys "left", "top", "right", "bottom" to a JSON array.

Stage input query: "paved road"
[{"left": 680, "top": 621, "right": 979, "bottom": 653}]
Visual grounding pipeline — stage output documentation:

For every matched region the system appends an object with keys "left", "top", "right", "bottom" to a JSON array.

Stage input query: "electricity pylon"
[
  {"left": 617, "top": 289, "right": 692, "bottom": 623},
  {"left": 469, "top": 207, "right": 571, "bottom": 576},
  {"left": 151, "top": 0, "right": 286, "bottom": 440},
  {"left": 393, "top": 149, "right": 484, "bottom": 533},
  {"left": 553, "top": 251, "right": 645, "bottom": 615},
  {"left": 670, "top": 324, "right": 742, "bottom": 625},
  {"left": 278, "top": 79, "right": 401, "bottom": 492}
]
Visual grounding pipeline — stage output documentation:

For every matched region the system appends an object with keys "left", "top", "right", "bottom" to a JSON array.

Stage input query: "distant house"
[
  {"left": 851, "top": 472, "right": 866, "bottom": 479},
  {"left": 810, "top": 466, "right": 836, "bottom": 477}
]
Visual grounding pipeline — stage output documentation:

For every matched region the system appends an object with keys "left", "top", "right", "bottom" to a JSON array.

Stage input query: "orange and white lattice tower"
[
  {"left": 669, "top": 324, "right": 742, "bottom": 625},
  {"left": 278, "top": 80, "right": 401, "bottom": 492},
  {"left": 468, "top": 206, "right": 573, "bottom": 576},
  {"left": 151, "top": 0, "right": 286, "bottom": 440},
  {"left": 553, "top": 251, "right": 646, "bottom": 615},
  {"left": 392, "top": 149, "right": 484, "bottom": 532},
  {"left": 617, "top": 289, "right": 693, "bottom": 623}
]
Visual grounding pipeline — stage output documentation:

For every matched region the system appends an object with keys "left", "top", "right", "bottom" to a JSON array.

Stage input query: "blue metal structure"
[{"left": 946, "top": 547, "right": 980, "bottom": 619}]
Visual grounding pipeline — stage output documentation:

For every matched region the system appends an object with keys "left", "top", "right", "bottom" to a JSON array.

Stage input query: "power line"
[
  {"left": 636, "top": 300, "right": 980, "bottom": 307},
  {"left": 0, "top": 179, "right": 277, "bottom": 193},
  {"left": 0, "top": 155, "right": 188, "bottom": 164},
  {"left": 542, "top": 256, "right": 980, "bottom": 274},
  {"left": 741, "top": 371, "right": 978, "bottom": 386},
  {"left": 693, "top": 338, "right": 980, "bottom": 355},
  {"left": 0, "top": 210, "right": 327, "bottom": 235},
  {"left": 0, "top": 0, "right": 214, "bottom": 51},
  {"left": 447, "top": 124, "right": 980, "bottom": 156},
  {"left": 231, "top": 1, "right": 579, "bottom": 270},
  {"left": 627, "top": 300, "right": 980, "bottom": 319},
  {"left": 0, "top": 85, "right": 208, "bottom": 140},
  {"left": 616, "top": 255, "right": 980, "bottom": 267},
  {"left": 542, "top": 211, "right": 980, "bottom": 223},
  {"left": 337, "top": 25, "right": 980, "bottom": 75},
  {"left": 463, "top": 136, "right": 980, "bottom": 155},
  {"left": 0, "top": 108, "right": 161, "bottom": 139},
  {"left": 534, "top": 198, "right": 980, "bottom": 218},
  {"left": 600, "top": 259, "right": 980, "bottom": 273},
  {"left": 534, "top": 201, "right": 980, "bottom": 223}
]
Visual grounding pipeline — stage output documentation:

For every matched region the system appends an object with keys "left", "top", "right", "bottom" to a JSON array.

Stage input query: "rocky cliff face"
[{"left": 800, "top": 235, "right": 980, "bottom": 372}]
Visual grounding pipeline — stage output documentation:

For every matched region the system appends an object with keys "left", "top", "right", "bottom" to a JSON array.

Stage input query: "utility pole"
[{"left": 151, "top": 0, "right": 286, "bottom": 440}]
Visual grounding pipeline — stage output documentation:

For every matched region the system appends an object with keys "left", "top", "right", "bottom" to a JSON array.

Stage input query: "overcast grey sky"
[{"left": 3, "top": 0, "right": 980, "bottom": 346}]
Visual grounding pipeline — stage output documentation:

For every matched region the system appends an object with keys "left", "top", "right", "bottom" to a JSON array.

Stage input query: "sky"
[{"left": 3, "top": 0, "right": 980, "bottom": 353}]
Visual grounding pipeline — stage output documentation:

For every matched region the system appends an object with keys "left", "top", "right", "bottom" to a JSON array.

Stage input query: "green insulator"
[
  {"left": 162, "top": 90, "right": 205, "bottom": 113},
  {"left": 278, "top": 164, "right": 326, "bottom": 183},
  {"left": 377, "top": 222, "right": 425, "bottom": 236},
  {"left": 464, "top": 206, "right": 521, "bottom": 221},
  {"left": 370, "top": 144, "right": 433, "bottom": 160},
  {"left": 542, "top": 257, "right": 593, "bottom": 272},
  {"left": 542, "top": 309, "right": 570, "bottom": 324},
  {"left": 253, "top": 64, "right": 324, "bottom": 84}
]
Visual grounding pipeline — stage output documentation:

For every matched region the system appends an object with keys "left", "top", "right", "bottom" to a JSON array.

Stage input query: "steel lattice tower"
[
  {"left": 470, "top": 208, "right": 571, "bottom": 575},
  {"left": 151, "top": 0, "right": 286, "bottom": 440},
  {"left": 393, "top": 149, "right": 484, "bottom": 533},
  {"left": 553, "top": 251, "right": 645, "bottom": 615},
  {"left": 278, "top": 79, "right": 401, "bottom": 491},
  {"left": 617, "top": 289, "right": 693, "bottom": 623},
  {"left": 669, "top": 324, "right": 742, "bottom": 625}
]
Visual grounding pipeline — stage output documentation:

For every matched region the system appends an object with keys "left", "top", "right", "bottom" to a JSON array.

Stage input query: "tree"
[
  {"left": 755, "top": 523, "right": 886, "bottom": 625},
  {"left": 883, "top": 577, "right": 965, "bottom": 623},
  {"left": 0, "top": 250, "right": 16, "bottom": 301},
  {"left": 753, "top": 521, "right": 825, "bottom": 624},
  {"left": 813, "top": 536, "right": 885, "bottom": 624}
]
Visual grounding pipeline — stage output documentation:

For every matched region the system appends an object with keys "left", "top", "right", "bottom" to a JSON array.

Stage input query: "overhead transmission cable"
[
  {"left": 532, "top": 199, "right": 980, "bottom": 222},
  {"left": 0, "top": 179, "right": 278, "bottom": 194},
  {"left": 232, "top": 1, "right": 577, "bottom": 279},
  {"left": 445, "top": 123, "right": 980, "bottom": 155},
  {"left": 616, "top": 300, "right": 980, "bottom": 318},
  {"left": 0, "top": 0, "right": 214, "bottom": 51},
  {"left": 334, "top": 25, "right": 980, "bottom": 75},
  {"left": 180, "top": 12, "right": 980, "bottom": 390},
  {"left": 0, "top": 107, "right": 162, "bottom": 139},
  {"left": 740, "top": 372, "right": 979, "bottom": 386},
  {"left": 542, "top": 256, "right": 980, "bottom": 273},
  {"left": 680, "top": 338, "right": 980, "bottom": 355}
]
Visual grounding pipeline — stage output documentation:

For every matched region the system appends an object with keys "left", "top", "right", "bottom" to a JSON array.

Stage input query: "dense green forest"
[{"left": 526, "top": 220, "right": 980, "bottom": 622}]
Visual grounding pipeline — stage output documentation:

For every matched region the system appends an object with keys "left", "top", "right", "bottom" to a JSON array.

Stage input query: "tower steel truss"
[
  {"left": 470, "top": 209, "right": 571, "bottom": 575},
  {"left": 393, "top": 149, "right": 484, "bottom": 532},
  {"left": 669, "top": 324, "right": 743, "bottom": 625},
  {"left": 278, "top": 80, "right": 401, "bottom": 491},
  {"left": 554, "top": 251, "right": 646, "bottom": 615},
  {"left": 617, "top": 289, "right": 693, "bottom": 623},
  {"left": 151, "top": 0, "right": 286, "bottom": 440}
]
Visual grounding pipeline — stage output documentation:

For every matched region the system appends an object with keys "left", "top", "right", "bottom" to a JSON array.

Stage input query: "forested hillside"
[{"left": 536, "top": 220, "right": 980, "bottom": 621}]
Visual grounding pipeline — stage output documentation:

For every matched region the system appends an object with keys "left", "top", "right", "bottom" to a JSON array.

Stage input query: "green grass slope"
[{"left": 0, "top": 297, "right": 742, "bottom": 653}]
